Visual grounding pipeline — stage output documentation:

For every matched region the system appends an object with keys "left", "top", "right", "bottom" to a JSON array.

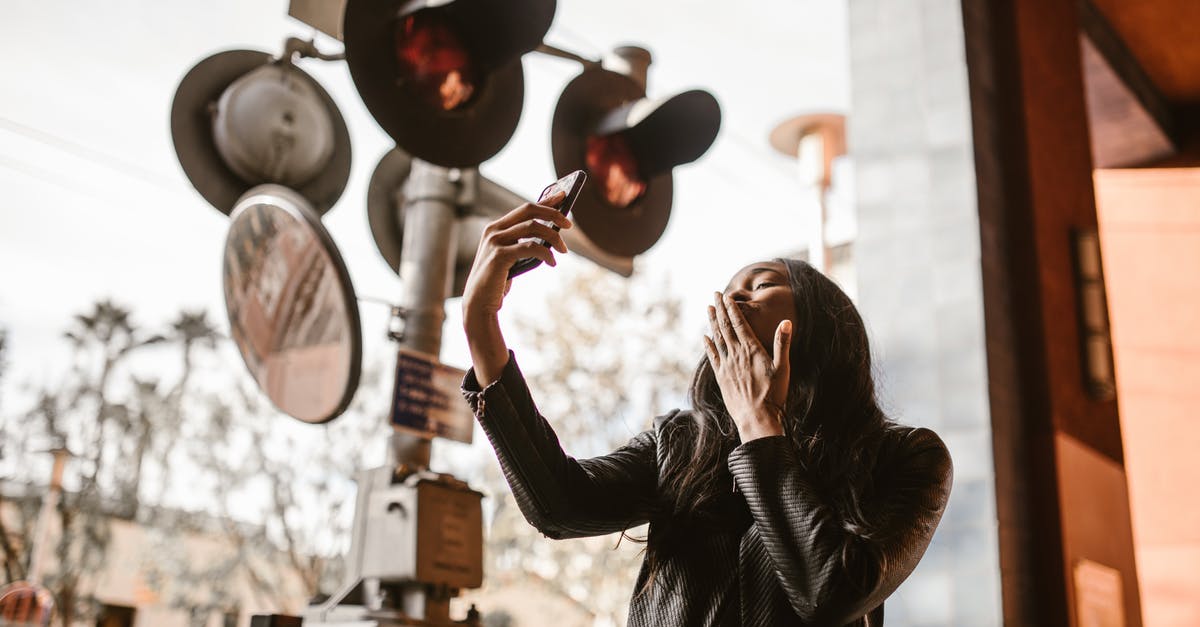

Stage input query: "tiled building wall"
[{"left": 846, "top": 0, "right": 1003, "bottom": 625}]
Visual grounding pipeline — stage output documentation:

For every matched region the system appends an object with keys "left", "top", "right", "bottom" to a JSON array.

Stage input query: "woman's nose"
[{"left": 725, "top": 287, "right": 751, "bottom": 302}]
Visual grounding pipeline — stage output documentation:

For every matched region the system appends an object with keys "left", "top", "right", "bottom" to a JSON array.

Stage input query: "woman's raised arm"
[
  {"left": 459, "top": 197, "right": 659, "bottom": 539},
  {"left": 462, "top": 353, "right": 662, "bottom": 539},
  {"left": 461, "top": 193, "right": 568, "bottom": 385}
]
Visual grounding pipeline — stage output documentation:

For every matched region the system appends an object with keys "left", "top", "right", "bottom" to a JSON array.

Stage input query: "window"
[{"left": 95, "top": 604, "right": 136, "bottom": 627}]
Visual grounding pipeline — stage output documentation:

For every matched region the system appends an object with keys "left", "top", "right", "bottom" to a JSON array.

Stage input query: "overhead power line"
[{"left": 0, "top": 116, "right": 177, "bottom": 191}]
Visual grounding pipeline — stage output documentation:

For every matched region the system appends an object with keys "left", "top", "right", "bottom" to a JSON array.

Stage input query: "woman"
[{"left": 460, "top": 196, "right": 953, "bottom": 626}]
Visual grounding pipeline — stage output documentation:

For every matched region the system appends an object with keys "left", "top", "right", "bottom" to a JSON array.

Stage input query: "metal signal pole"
[
  {"left": 301, "top": 161, "right": 482, "bottom": 627},
  {"left": 388, "top": 160, "right": 464, "bottom": 471}
]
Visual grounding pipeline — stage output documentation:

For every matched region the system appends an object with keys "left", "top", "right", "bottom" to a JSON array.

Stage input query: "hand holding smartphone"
[{"left": 507, "top": 170, "right": 587, "bottom": 279}]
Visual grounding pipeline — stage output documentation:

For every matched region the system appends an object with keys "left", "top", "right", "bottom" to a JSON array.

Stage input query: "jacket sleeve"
[
  {"left": 462, "top": 351, "right": 659, "bottom": 540},
  {"left": 727, "top": 428, "right": 953, "bottom": 625}
]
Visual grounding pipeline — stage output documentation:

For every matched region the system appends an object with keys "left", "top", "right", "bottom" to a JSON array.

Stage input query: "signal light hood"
[
  {"left": 344, "top": 0, "right": 555, "bottom": 167},
  {"left": 552, "top": 68, "right": 721, "bottom": 257}
]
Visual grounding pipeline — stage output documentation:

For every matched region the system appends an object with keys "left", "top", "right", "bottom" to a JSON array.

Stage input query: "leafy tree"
[
  {"left": 0, "top": 325, "right": 8, "bottom": 412},
  {"left": 0, "top": 300, "right": 165, "bottom": 624},
  {"left": 142, "top": 361, "right": 389, "bottom": 621},
  {"left": 0, "top": 301, "right": 388, "bottom": 626},
  {"left": 0, "top": 323, "right": 21, "bottom": 584},
  {"left": 1, "top": 268, "right": 700, "bottom": 627}
]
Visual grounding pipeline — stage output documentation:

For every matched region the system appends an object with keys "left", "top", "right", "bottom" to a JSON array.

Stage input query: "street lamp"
[
  {"left": 0, "top": 447, "right": 71, "bottom": 627},
  {"left": 769, "top": 113, "right": 846, "bottom": 274}
]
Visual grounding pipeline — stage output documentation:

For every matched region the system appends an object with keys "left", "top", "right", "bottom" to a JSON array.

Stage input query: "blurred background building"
[{"left": 0, "top": 478, "right": 311, "bottom": 627}]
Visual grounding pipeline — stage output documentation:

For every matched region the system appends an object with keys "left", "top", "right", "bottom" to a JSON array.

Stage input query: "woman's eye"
[{"left": 753, "top": 282, "right": 775, "bottom": 290}]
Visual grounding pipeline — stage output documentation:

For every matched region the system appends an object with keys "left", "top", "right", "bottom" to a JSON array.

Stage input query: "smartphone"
[{"left": 507, "top": 170, "right": 587, "bottom": 279}]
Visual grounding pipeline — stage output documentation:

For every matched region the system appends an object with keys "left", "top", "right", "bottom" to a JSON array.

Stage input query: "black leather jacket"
[{"left": 462, "top": 352, "right": 953, "bottom": 626}]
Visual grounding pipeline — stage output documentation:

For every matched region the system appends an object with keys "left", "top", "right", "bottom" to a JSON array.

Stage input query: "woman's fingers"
[
  {"left": 503, "top": 240, "right": 557, "bottom": 267},
  {"left": 491, "top": 219, "right": 568, "bottom": 253},
  {"left": 773, "top": 319, "right": 792, "bottom": 374},
  {"left": 712, "top": 292, "right": 738, "bottom": 352},
  {"left": 462, "top": 201, "right": 569, "bottom": 327},
  {"left": 702, "top": 334, "right": 721, "bottom": 368},
  {"left": 721, "top": 294, "right": 756, "bottom": 346},
  {"left": 487, "top": 196, "right": 571, "bottom": 232},
  {"left": 707, "top": 304, "right": 727, "bottom": 356}
]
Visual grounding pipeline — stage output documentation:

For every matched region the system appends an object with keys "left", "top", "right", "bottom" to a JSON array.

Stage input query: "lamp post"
[{"left": 769, "top": 113, "right": 846, "bottom": 274}]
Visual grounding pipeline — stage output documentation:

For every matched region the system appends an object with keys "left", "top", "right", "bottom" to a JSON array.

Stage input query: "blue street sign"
[{"left": 389, "top": 349, "right": 474, "bottom": 444}]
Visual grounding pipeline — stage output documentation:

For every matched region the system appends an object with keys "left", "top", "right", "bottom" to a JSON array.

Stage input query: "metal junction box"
[{"left": 360, "top": 476, "right": 483, "bottom": 589}]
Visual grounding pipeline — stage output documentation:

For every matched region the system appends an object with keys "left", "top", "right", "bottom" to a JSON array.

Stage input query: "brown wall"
[
  {"left": 963, "top": 0, "right": 1146, "bottom": 623},
  {"left": 1095, "top": 167, "right": 1200, "bottom": 627}
]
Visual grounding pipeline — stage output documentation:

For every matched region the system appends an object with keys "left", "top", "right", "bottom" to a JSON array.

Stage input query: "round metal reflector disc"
[{"left": 223, "top": 184, "right": 362, "bottom": 423}]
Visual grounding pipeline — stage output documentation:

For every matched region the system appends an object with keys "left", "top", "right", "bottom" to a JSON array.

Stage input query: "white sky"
[{"left": 0, "top": 0, "right": 848, "bottom": 414}]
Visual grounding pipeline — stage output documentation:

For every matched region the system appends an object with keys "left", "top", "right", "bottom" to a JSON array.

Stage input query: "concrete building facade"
[{"left": 846, "top": 1, "right": 1002, "bottom": 624}]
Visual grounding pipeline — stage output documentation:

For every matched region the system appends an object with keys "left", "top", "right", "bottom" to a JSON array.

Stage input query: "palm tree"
[
  {"left": 138, "top": 310, "right": 222, "bottom": 506},
  {"left": 28, "top": 300, "right": 167, "bottom": 625}
]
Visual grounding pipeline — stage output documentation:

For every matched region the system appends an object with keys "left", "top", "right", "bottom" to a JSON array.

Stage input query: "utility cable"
[{"left": 0, "top": 116, "right": 176, "bottom": 191}]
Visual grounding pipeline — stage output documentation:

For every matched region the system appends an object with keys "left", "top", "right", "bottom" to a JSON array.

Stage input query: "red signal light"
[
  {"left": 394, "top": 12, "right": 478, "bottom": 111},
  {"left": 585, "top": 134, "right": 647, "bottom": 209}
]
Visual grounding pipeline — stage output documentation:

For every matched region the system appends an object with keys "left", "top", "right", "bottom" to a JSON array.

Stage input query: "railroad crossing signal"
[
  {"left": 551, "top": 66, "right": 721, "bottom": 257},
  {"left": 170, "top": 49, "right": 352, "bottom": 216},
  {"left": 343, "top": 0, "right": 555, "bottom": 168}
]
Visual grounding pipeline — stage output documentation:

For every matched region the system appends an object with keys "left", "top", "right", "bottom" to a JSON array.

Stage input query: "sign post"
[{"left": 304, "top": 161, "right": 488, "bottom": 627}]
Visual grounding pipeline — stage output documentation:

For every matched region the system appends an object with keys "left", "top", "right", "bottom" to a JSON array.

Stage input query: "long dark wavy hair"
[{"left": 640, "top": 258, "right": 894, "bottom": 589}]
